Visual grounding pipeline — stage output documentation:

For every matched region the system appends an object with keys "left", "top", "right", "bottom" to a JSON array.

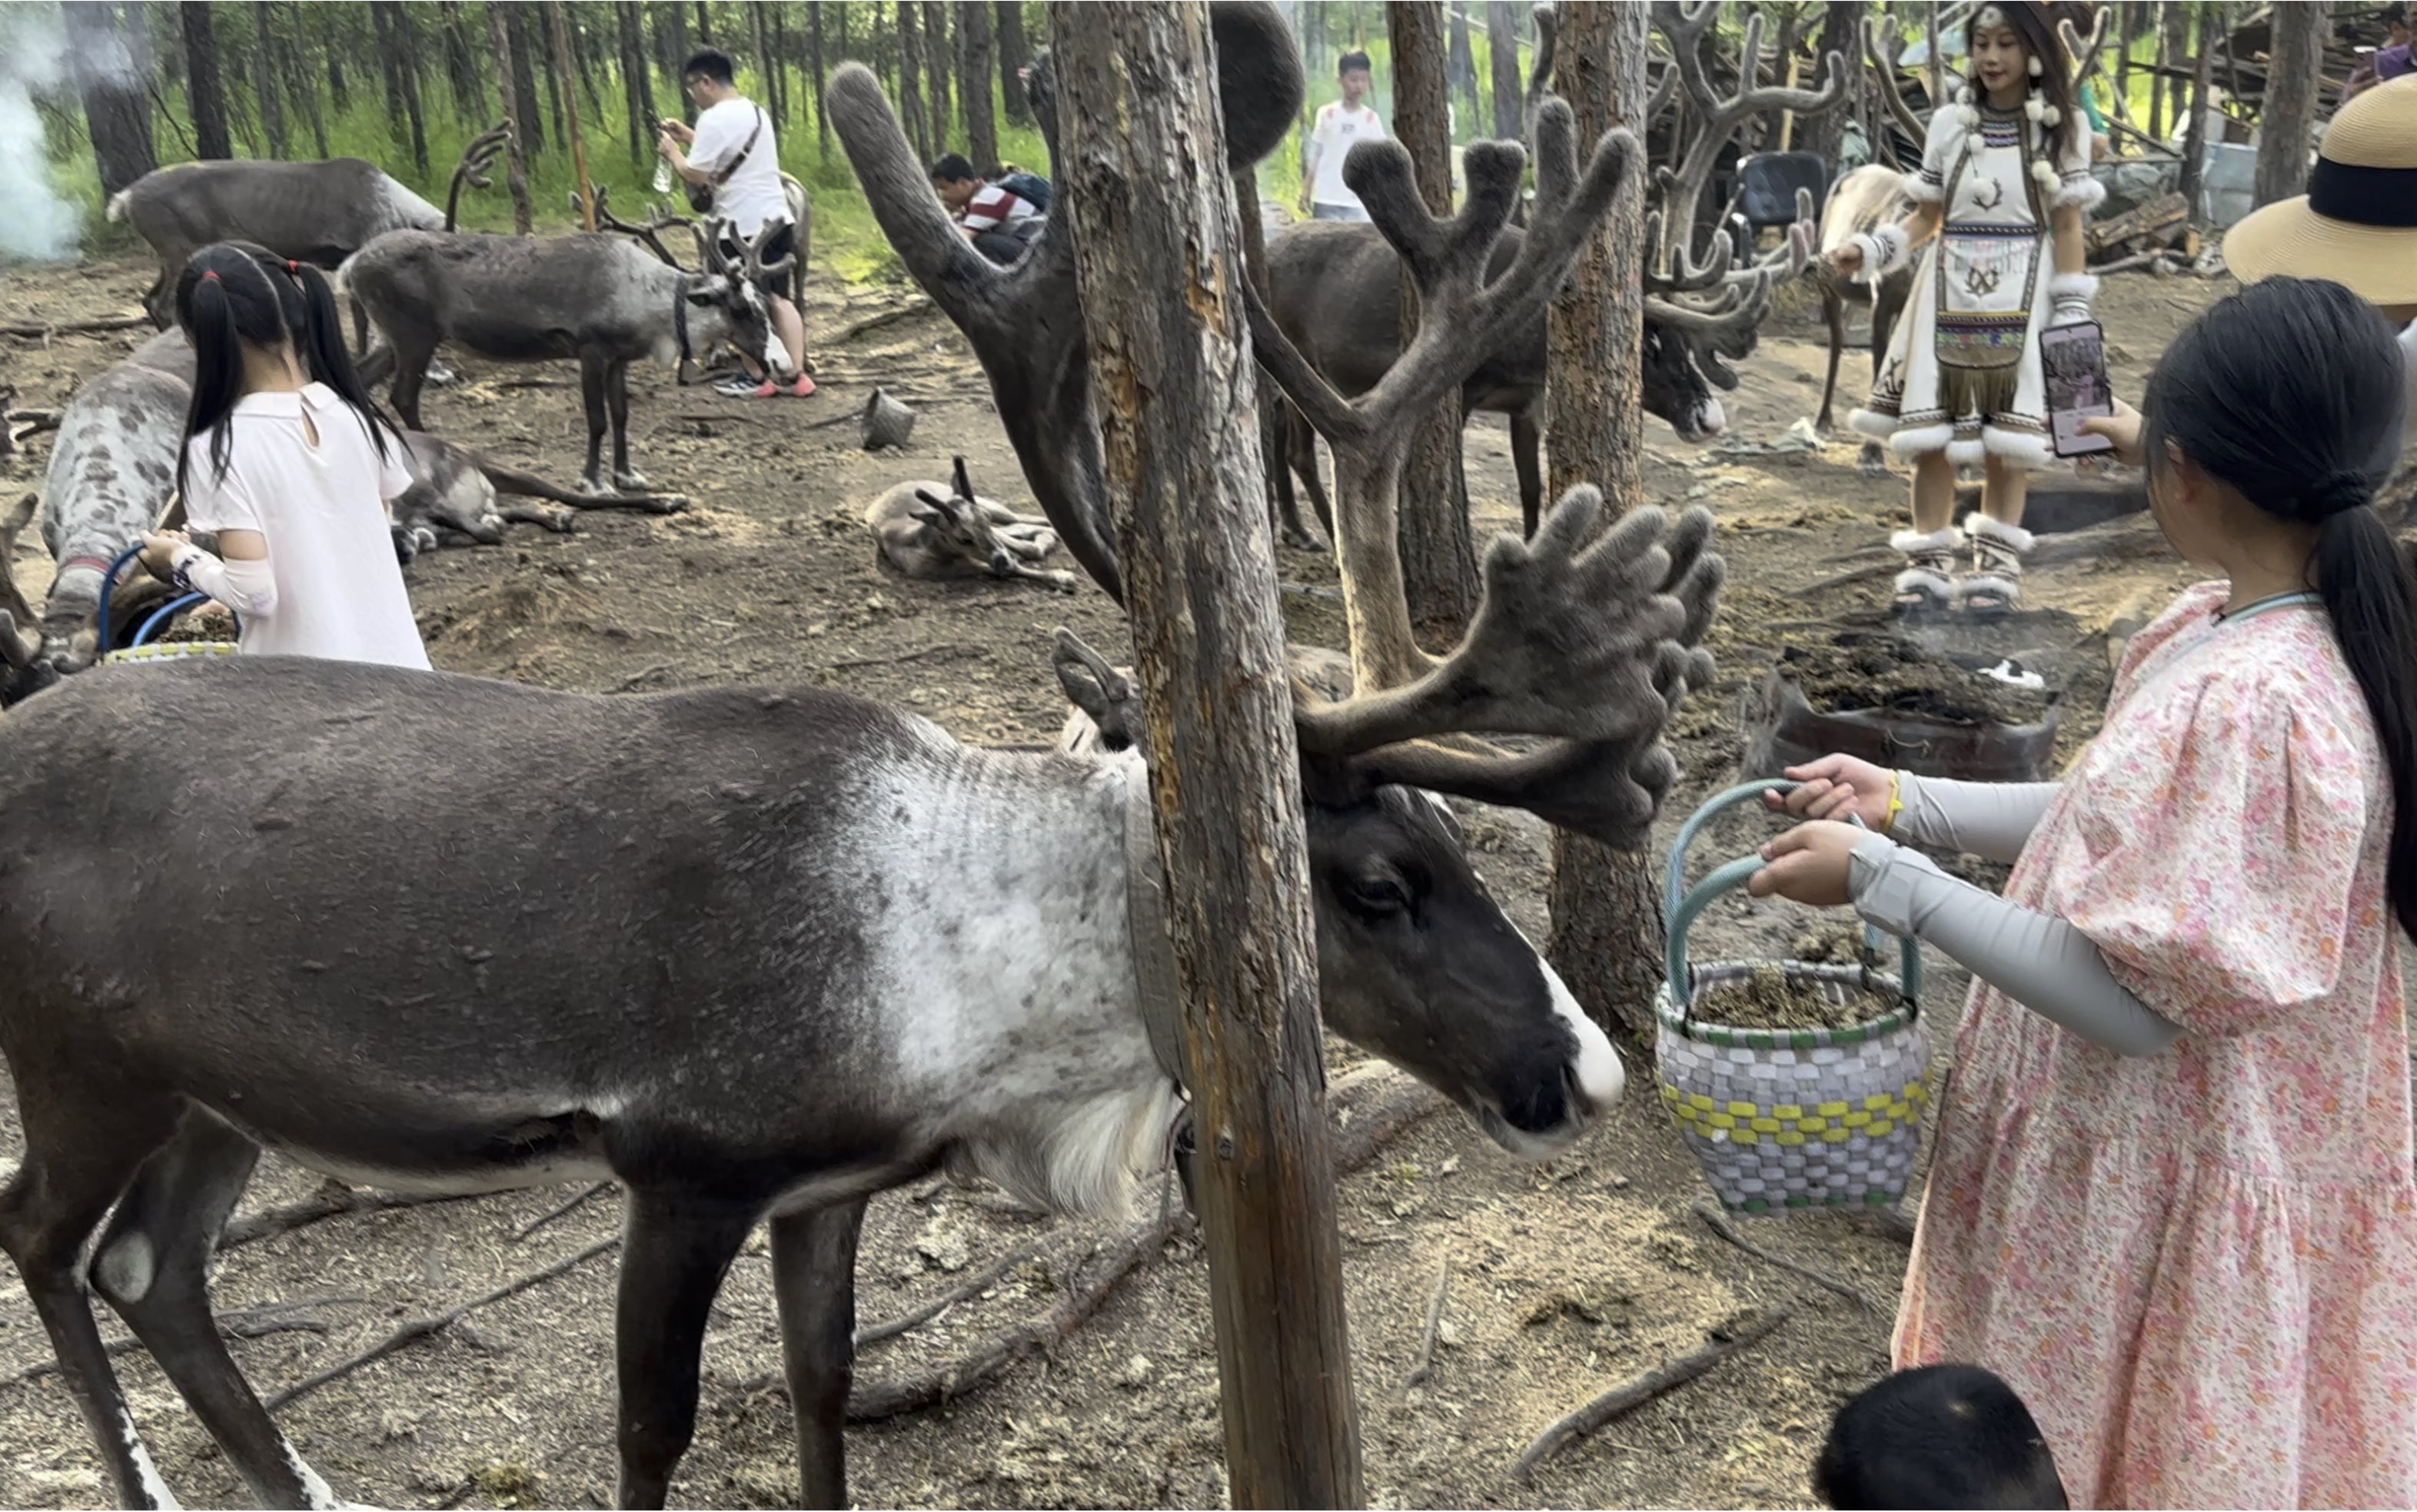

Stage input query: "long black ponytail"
[
  {"left": 2143, "top": 276, "right": 2417, "bottom": 939},
  {"left": 173, "top": 241, "right": 395, "bottom": 506}
]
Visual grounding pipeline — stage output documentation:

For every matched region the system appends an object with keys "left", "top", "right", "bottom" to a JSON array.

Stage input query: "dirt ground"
[{"left": 0, "top": 250, "right": 2226, "bottom": 1511}]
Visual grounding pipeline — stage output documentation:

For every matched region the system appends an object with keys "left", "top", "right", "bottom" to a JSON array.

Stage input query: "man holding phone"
[{"left": 657, "top": 48, "right": 813, "bottom": 398}]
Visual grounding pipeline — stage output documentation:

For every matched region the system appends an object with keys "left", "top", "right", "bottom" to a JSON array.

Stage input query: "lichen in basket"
[{"left": 1696, "top": 966, "right": 1885, "bottom": 1032}]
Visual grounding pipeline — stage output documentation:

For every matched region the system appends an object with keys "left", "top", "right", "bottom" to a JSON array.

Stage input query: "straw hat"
[{"left": 2225, "top": 78, "right": 2417, "bottom": 304}]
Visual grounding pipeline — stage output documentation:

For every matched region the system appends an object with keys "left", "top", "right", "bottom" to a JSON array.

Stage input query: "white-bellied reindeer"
[
  {"left": 865, "top": 454, "right": 1074, "bottom": 592},
  {"left": 0, "top": 7, "right": 1719, "bottom": 1511}
]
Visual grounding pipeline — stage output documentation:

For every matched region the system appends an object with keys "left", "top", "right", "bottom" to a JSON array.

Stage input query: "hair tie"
[
  {"left": 2312, "top": 471, "right": 2376, "bottom": 516},
  {"left": 286, "top": 259, "right": 300, "bottom": 274}
]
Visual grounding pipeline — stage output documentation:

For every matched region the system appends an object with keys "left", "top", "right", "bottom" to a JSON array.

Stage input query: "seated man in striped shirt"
[{"left": 930, "top": 154, "right": 1045, "bottom": 265}]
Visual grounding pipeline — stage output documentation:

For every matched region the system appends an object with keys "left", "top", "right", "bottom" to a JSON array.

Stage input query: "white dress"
[
  {"left": 1852, "top": 101, "right": 2103, "bottom": 469},
  {"left": 181, "top": 385, "right": 431, "bottom": 670}
]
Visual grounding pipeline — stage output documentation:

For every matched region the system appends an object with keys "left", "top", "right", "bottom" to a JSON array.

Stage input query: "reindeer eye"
[{"left": 1342, "top": 871, "right": 1411, "bottom": 918}]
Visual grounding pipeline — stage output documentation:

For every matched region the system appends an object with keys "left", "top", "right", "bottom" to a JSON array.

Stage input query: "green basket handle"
[{"left": 1661, "top": 779, "right": 1922, "bottom": 1014}]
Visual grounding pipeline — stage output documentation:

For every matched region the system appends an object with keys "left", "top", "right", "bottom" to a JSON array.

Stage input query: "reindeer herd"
[{"left": 0, "top": 2, "right": 1938, "bottom": 1507}]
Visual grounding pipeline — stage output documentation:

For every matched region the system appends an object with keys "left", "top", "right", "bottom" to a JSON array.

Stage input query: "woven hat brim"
[{"left": 2225, "top": 195, "right": 2417, "bottom": 305}]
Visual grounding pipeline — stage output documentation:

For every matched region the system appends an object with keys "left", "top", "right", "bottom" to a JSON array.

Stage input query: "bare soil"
[
  {"left": 1777, "top": 630, "right": 2054, "bottom": 727},
  {"left": 0, "top": 252, "right": 2229, "bottom": 1511}
]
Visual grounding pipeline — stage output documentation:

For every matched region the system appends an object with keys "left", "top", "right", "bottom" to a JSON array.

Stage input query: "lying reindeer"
[
  {"left": 343, "top": 217, "right": 794, "bottom": 493},
  {"left": 865, "top": 455, "right": 1073, "bottom": 593},
  {"left": 389, "top": 429, "right": 690, "bottom": 559},
  {"left": 108, "top": 126, "right": 510, "bottom": 331}
]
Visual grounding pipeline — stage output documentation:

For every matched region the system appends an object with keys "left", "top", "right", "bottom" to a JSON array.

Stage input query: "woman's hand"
[
  {"left": 1746, "top": 821, "right": 1873, "bottom": 908},
  {"left": 1762, "top": 755, "right": 1893, "bottom": 829},
  {"left": 2076, "top": 397, "right": 2146, "bottom": 467},
  {"left": 138, "top": 530, "right": 190, "bottom": 580}
]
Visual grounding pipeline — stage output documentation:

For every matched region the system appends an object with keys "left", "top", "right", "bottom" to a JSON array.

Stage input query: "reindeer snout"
[{"left": 1687, "top": 397, "right": 1729, "bottom": 441}]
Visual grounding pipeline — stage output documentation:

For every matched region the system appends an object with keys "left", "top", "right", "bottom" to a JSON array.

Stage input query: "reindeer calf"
[{"left": 865, "top": 457, "right": 1074, "bottom": 592}]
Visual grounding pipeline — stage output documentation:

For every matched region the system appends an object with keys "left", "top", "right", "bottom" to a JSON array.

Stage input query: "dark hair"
[
  {"left": 1338, "top": 48, "right": 1372, "bottom": 77},
  {"left": 682, "top": 48, "right": 735, "bottom": 85},
  {"left": 173, "top": 241, "right": 396, "bottom": 504},
  {"left": 2143, "top": 276, "right": 2417, "bottom": 939},
  {"left": 929, "top": 152, "right": 979, "bottom": 184},
  {"left": 1814, "top": 1366, "right": 2069, "bottom": 1510},
  {"left": 1966, "top": 4, "right": 2080, "bottom": 161}
]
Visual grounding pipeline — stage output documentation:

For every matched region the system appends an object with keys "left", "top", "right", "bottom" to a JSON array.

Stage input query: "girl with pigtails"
[
  {"left": 1830, "top": 2, "right": 2103, "bottom": 617},
  {"left": 137, "top": 241, "right": 430, "bottom": 670}
]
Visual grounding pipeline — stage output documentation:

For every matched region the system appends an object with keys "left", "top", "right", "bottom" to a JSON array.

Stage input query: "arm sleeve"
[
  {"left": 2052, "top": 119, "right": 2103, "bottom": 210},
  {"left": 170, "top": 543, "right": 278, "bottom": 617},
  {"left": 2042, "top": 676, "right": 2372, "bottom": 1038},
  {"left": 178, "top": 440, "right": 264, "bottom": 537},
  {"left": 686, "top": 108, "right": 737, "bottom": 174},
  {"left": 373, "top": 427, "right": 414, "bottom": 505},
  {"left": 1903, "top": 108, "right": 1960, "bottom": 204},
  {"left": 961, "top": 189, "right": 1007, "bottom": 233},
  {"left": 1891, "top": 774, "right": 2062, "bottom": 862},
  {"left": 1850, "top": 837, "right": 2182, "bottom": 1056}
]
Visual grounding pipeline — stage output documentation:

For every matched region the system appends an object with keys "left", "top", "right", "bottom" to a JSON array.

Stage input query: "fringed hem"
[
  {"left": 1888, "top": 422, "right": 1957, "bottom": 457},
  {"left": 1848, "top": 407, "right": 1902, "bottom": 441}
]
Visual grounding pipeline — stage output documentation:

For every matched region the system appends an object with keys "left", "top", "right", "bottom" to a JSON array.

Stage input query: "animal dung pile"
[
  {"left": 1694, "top": 967, "right": 1883, "bottom": 1033},
  {"left": 1777, "top": 631, "right": 2053, "bottom": 727}
]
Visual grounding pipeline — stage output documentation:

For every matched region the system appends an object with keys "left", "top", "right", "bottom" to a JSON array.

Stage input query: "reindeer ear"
[
  {"left": 913, "top": 487, "right": 959, "bottom": 520},
  {"left": 1296, "top": 749, "right": 1373, "bottom": 811},
  {"left": 686, "top": 276, "right": 730, "bottom": 303},
  {"left": 1052, "top": 627, "right": 1146, "bottom": 748},
  {"left": 908, "top": 504, "right": 946, "bottom": 526}
]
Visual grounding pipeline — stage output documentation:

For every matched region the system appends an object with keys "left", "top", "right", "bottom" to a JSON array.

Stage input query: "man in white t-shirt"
[
  {"left": 657, "top": 48, "right": 812, "bottom": 397},
  {"left": 1300, "top": 50, "right": 1385, "bottom": 223}
]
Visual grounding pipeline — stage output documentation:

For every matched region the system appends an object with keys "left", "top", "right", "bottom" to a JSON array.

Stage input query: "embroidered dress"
[
  {"left": 1893, "top": 583, "right": 2417, "bottom": 1509},
  {"left": 1853, "top": 103, "right": 2101, "bottom": 467}
]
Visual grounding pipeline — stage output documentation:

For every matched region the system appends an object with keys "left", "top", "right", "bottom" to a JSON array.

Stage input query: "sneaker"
[
  {"left": 784, "top": 374, "right": 818, "bottom": 397},
  {"left": 716, "top": 375, "right": 775, "bottom": 398}
]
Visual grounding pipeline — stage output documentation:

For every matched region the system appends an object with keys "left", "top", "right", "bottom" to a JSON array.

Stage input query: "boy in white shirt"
[
  {"left": 657, "top": 48, "right": 813, "bottom": 397},
  {"left": 1301, "top": 50, "right": 1385, "bottom": 223}
]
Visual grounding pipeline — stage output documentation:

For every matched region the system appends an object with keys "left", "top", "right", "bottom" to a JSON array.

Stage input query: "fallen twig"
[
  {"left": 820, "top": 643, "right": 982, "bottom": 673},
  {"left": 833, "top": 297, "right": 936, "bottom": 344},
  {"left": 1511, "top": 1308, "right": 1793, "bottom": 1481},
  {"left": 853, "top": 1249, "right": 1034, "bottom": 1351},
  {"left": 2090, "top": 250, "right": 2183, "bottom": 277},
  {"left": 1401, "top": 1252, "right": 1451, "bottom": 1393},
  {"left": 2, "top": 1304, "right": 353, "bottom": 1391},
  {"left": 1693, "top": 1203, "right": 1877, "bottom": 1314},
  {"left": 513, "top": 1180, "right": 615, "bottom": 1243},
  {"left": 221, "top": 1188, "right": 484, "bottom": 1251},
  {"left": 265, "top": 1234, "right": 619, "bottom": 1411},
  {"left": 0, "top": 314, "right": 152, "bottom": 340}
]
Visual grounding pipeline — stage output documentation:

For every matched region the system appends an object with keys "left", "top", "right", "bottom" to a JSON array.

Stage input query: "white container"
[{"left": 2199, "top": 141, "right": 2258, "bottom": 230}]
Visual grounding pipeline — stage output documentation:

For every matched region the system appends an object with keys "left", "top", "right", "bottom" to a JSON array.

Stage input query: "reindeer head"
[
  {"left": 690, "top": 216, "right": 796, "bottom": 380},
  {"left": 908, "top": 457, "right": 1020, "bottom": 577}
]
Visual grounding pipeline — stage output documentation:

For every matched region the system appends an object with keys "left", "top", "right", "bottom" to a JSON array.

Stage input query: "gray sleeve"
[
  {"left": 1848, "top": 836, "right": 2182, "bottom": 1058},
  {"left": 1891, "top": 773, "right": 2062, "bottom": 863}
]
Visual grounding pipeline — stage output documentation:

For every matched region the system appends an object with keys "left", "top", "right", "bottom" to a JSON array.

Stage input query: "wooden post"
[
  {"left": 1542, "top": 0, "right": 1662, "bottom": 1038},
  {"left": 1388, "top": 1, "right": 1479, "bottom": 638},
  {"left": 1049, "top": 4, "right": 1367, "bottom": 1506},
  {"left": 550, "top": 2, "right": 597, "bottom": 231},
  {"left": 2176, "top": 2, "right": 2219, "bottom": 216},
  {"left": 2254, "top": 0, "right": 2327, "bottom": 207},
  {"left": 487, "top": 2, "right": 536, "bottom": 233}
]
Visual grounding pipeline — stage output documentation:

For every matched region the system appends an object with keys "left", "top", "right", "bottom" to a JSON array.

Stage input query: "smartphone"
[{"left": 2042, "top": 320, "right": 2116, "bottom": 459}]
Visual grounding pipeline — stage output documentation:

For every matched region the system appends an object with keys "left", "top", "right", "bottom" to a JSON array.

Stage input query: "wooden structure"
[{"left": 1049, "top": 3, "right": 1367, "bottom": 1507}]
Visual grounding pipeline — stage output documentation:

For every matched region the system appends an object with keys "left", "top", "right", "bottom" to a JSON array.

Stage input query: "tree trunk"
[
  {"left": 960, "top": 0, "right": 999, "bottom": 173},
  {"left": 1543, "top": 1, "right": 1660, "bottom": 1039},
  {"left": 181, "top": 1, "right": 233, "bottom": 160},
  {"left": 2162, "top": 1, "right": 2193, "bottom": 141},
  {"left": 924, "top": 2, "right": 953, "bottom": 155},
  {"left": 1449, "top": 3, "right": 1479, "bottom": 134},
  {"left": 812, "top": 2, "right": 829, "bottom": 161},
  {"left": 533, "top": 3, "right": 569, "bottom": 154},
  {"left": 660, "top": 1, "right": 693, "bottom": 122},
  {"left": 382, "top": 2, "right": 431, "bottom": 175},
  {"left": 749, "top": 1, "right": 775, "bottom": 117},
  {"left": 371, "top": 0, "right": 407, "bottom": 146},
  {"left": 1234, "top": 163, "right": 1293, "bottom": 543},
  {"left": 251, "top": 4, "right": 288, "bottom": 159},
  {"left": 2147, "top": 0, "right": 2169, "bottom": 141},
  {"left": 1049, "top": 6, "right": 1366, "bottom": 1506},
  {"left": 620, "top": 1, "right": 650, "bottom": 167},
  {"left": 68, "top": 2, "right": 158, "bottom": 197},
  {"left": 2255, "top": 0, "right": 2326, "bottom": 206},
  {"left": 897, "top": 1, "right": 929, "bottom": 162},
  {"left": 503, "top": 2, "right": 547, "bottom": 155},
  {"left": 1757, "top": 11, "right": 1801, "bottom": 152},
  {"left": 694, "top": 0, "right": 711, "bottom": 45},
  {"left": 1488, "top": 1, "right": 1523, "bottom": 141},
  {"left": 488, "top": 2, "right": 537, "bottom": 232},
  {"left": 1387, "top": 2, "right": 1481, "bottom": 639},
  {"left": 2176, "top": 2, "right": 2219, "bottom": 214},
  {"left": 999, "top": 1, "right": 1032, "bottom": 125},
  {"left": 1796, "top": 0, "right": 1863, "bottom": 167},
  {"left": 441, "top": 1, "right": 486, "bottom": 121},
  {"left": 288, "top": 2, "right": 327, "bottom": 158},
  {"left": 574, "top": 8, "right": 609, "bottom": 128},
  {"left": 550, "top": 1, "right": 596, "bottom": 232},
  {"left": 770, "top": 4, "right": 791, "bottom": 124},
  {"left": 322, "top": 5, "right": 349, "bottom": 114}
]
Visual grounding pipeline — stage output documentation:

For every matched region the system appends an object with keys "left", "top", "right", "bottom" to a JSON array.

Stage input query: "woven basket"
[
  {"left": 105, "top": 641, "right": 238, "bottom": 666},
  {"left": 1653, "top": 780, "right": 1933, "bottom": 1216}
]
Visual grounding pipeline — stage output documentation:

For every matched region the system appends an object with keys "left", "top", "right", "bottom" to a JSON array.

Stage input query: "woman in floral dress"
[
  {"left": 1751, "top": 277, "right": 2417, "bottom": 1508},
  {"left": 1832, "top": 2, "right": 2104, "bottom": 616}
]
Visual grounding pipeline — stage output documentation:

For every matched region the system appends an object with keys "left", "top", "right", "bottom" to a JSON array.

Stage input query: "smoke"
[{"left": 0, "top": 5, "right": 82, "bottom": 263}]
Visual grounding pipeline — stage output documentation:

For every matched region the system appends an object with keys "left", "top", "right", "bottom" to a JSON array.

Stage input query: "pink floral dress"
[{"left": 1895, "top": 582, "right": 2417, "bottom": 1510}]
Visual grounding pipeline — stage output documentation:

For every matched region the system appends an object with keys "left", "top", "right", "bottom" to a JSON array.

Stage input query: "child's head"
[
  {"left": 1814, "top": 1365, "right": 2068, "bottom": 1510},
  {"left": 2141, "top": 274, "right": 2417, "bottom": 938},
  {"left": 929, "top": 152, "right": 982, "bottom": 211},
  {"left": 174, "top": 242, "right": 390, "bottom": 501},
  {"left": 1338, "top": 49, "right": 1373, "bottom": 105}
]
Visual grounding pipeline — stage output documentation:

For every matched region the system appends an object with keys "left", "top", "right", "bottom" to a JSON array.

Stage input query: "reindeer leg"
[
  {"left": 1288, "top": 406, "right": 1335, "bottom": 543},
  {"left": 1818, "top": 284, "right": 1846, "bottom": 433},
  {"left": 1510, "top": 411, "right": 1545, "bottom": 540},
  {"left": 500, "top": 502, "right": 578, "bottom": 533},
  {"left": 578, "top": 357, "right": 612, "bottom": 495},
  {"left": 0, "top": 1073, "right": 185, "bottom": 1510},
  {"left": 768, "top": 1198, "right": 867, "bottom": 1511},
  {"left": 607, "top": 361, "right": 650, "bottom": 492},
  {"left": 390, "top": 343, "right": 437, "bottom": 433},
  {"left": 613, "top": 1188, "right": 757, "bottom": 1511},
  {"left": 90, "top": 1115, "right": 345, "bottom": 1510}
]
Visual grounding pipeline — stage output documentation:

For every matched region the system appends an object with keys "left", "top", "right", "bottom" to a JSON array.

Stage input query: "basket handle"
[{"left": 1661, "top": 781, "right": 1923, "bottom": 1016}]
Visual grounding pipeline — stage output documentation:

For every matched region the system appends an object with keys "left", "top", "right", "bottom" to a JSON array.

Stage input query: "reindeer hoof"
[
  {"left": 1050, "top": 573, "right": 1079, "bottom": 594},
  {"left": 1282, "top": 528, "right": 1328, "bottom": 553},
  {"left": 644, "top": 493, "right": 690, "bottom": 515},
  {"left": 613, "top": 470, "right": 653, "bottom": 492},
  {"left": 578, "top": 477, "right": 616, "bottom": 498}
]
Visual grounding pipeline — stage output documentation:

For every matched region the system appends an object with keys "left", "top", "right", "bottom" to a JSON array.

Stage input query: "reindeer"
[
  {"left": 865, "top": 454, "right": 1073, "bottom": 592},
  {"left": 107, "top": 127, "right": 510, "bottom": 331},
  {"left": 341, "top": 218, "right": 793, "bottom": 493},
  {"left": 387, "top": 430, "right": 691, "bottom": 559}
]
